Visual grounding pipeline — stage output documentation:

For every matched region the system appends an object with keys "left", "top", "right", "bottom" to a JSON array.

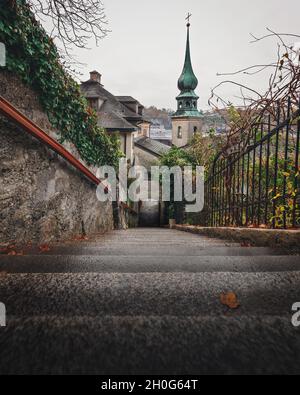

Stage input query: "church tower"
[{"left": 172, "top": 17, "right": 202, "bottom": 147}]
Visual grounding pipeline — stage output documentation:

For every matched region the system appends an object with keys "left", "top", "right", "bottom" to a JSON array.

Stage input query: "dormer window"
[
  {"left": 193, "top": 102, "right": 197, "bottom": 108},
  {"left": 179, "top": 101, "right": 183, "bottom": 109},
  {"left": 186, "top": 101, "right": 190, "bottom": 108},
  {"left": 88, "top": 98, "right": 99, "bottom": 110}
]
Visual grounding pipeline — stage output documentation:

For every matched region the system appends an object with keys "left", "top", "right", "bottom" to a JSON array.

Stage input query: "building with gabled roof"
[{"left": 80, "top": 71, "right": 151, "bottom": 164}]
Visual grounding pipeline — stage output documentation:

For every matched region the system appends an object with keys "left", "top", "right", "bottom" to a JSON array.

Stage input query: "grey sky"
[{"left": 52, "top": 0, "right": 300, "bottom": 110}]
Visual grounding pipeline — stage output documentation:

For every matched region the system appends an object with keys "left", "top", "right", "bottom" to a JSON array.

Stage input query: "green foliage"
[
  {"left": 0, "top": 0, "right": 122, "bottom": 168},
  {"left": 160, "top": 146, "right": 196, "bottom": 168},
  {"left": 187, "top": 132, "right": 221, "bottom": 170}
]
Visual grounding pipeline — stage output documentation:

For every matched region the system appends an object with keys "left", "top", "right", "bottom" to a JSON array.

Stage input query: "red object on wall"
[{"left": 0, "top": 96, "right": 101, "bottom": 186}]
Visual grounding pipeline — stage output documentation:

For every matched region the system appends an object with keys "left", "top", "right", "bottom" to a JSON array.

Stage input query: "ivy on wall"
[{"left": 0, "top": 0, "right": 123, "bottom": 168}]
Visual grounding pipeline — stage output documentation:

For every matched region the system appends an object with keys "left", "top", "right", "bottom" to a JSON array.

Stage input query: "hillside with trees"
[{"left": 144, "top": 106, "right": 173, "bottom": 129}]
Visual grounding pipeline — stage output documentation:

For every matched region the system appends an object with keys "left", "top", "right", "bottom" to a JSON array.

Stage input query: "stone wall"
[
  {"left": 0, "top": 71, "right": 114, "bottom": 245},
  {"left": 0, "top": 70, "right": 98, "bottom": 174}
]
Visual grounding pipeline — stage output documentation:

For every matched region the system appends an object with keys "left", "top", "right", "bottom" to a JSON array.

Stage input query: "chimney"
[{"left": 90, "top": 71, "right": 102, "bottom": 84}]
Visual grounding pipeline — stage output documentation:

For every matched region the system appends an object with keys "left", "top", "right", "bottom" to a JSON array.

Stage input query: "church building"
[{"left": 172, "top": 19, "right": 203, "bottom": 148}]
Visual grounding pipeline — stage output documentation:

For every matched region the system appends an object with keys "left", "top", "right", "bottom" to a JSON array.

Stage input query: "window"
[
  {"left": 193, "top": 102, "right": 197, "bottom": 108},
  {"left": 186, "top": 101, "right": 190, "bottom": 107},
  {"left": 177, "top": 126, "right": 182, "bottom": 139},
  {"left": 88, "top": 98, "right": 99, "bottom": 110},
  {"left": 179, "top": 101, "right": 183, "bottom": 109},
  {"left": 194, "top": 126, "right": 198, "bottom": 134}
]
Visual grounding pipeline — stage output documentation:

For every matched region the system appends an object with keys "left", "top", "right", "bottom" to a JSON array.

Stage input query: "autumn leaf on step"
[
  {"left": 7, "top": 244, "right": 16, "bottom": 251},
  {"left": 7, "top": 248, "right": 25, "bottom": 256},
  {"left": 259, "top": 224, "right": 268, "bottom": 229},
  {"left": 73, "top": 235, "right": 89, "bottom": 241},
  {"left": 241, "top": 241, "right": 251, "bottom": 247},
  {"left": 220, "top": 292, "right": 240, "bottom": 309},
  {"left": 39, "top": 244, "right": 50, "bottom": 253}
]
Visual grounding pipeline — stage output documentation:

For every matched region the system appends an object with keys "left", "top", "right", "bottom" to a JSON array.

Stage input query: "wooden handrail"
[{"left": 0, "top": 96, "right": 101, "bottom": 186}]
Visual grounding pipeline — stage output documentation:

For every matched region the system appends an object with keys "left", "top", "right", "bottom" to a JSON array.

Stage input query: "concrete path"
[{"left": 0, "top": 228, "right": 300, "bottom": 375}]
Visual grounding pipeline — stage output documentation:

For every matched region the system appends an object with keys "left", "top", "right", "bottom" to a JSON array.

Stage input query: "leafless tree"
[
  {"left": 209, "top": 28, "right": 300, "bottom": 155},
  {"left": 27, "top": 0, "right": 109, "bottom": 55}
]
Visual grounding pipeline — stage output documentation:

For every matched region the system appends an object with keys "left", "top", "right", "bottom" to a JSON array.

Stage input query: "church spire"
[
  {"left": 172, "top": 15, "right": 201, "bottom": 118},
  {"left": 178, "top": 19, "right": 198, "bottom": 92}
]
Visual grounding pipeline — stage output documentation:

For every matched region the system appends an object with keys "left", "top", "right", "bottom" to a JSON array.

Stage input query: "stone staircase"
[{"left": 0, "top": 228, "right": 300, "bottom": 375}]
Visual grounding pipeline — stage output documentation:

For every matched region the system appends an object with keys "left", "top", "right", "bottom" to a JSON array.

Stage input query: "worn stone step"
[
  {"left": 0, "top": 315, "right": 299, "bottom": 375},
  {"left": 1, "top": 272, "right": 299, "bottom": 317},
  {"left": 13, "top": 246, "right": 293, "bottom": 256},
  {"left": 0, "top": 255, "right": 300, "bottom": 273}
]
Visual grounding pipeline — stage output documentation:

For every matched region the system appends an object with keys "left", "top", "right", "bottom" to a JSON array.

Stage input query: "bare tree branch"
[
  {"left": 209, "top": 28, "right": 300, "bottom": 157},
  {"left": 27, "top": 0, "right": 109, "bottom": 57}
]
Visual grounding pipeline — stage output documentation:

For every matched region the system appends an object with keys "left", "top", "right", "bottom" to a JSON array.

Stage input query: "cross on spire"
[{"left": 186, "top": 12, "right": 192, "bottom": 25}]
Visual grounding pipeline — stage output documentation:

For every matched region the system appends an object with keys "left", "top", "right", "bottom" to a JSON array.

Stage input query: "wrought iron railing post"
[
  {"left": 292, "top": 99, "right": 300, "bottom": 228},
  {"left": 272, "top": 102, "right": 281, "bottom": 229},
  {"left": 282, "top": 98, "right": 291, "bottom": 229},
  {"left": 264, "top": 115, "right": 271, "bottom": 225}
]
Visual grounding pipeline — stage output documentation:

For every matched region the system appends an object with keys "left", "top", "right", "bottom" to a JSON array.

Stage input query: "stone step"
[
  {"left": 1, "top": 271, "right": 299, "bottom": 317},
  {"left": 0, "top": 255, "right": 300, "bottom": 273},
  {"left": 0, "top": 315, "right": 299, "bottom": 375},
  {"left": 13, "top": 245, "right": 293, "bottom": 256}
]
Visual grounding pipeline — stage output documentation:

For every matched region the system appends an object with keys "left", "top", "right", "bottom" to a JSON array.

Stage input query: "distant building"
[
  {"left": 150, "top": 121, "right": 172, "bottom": 146},
  {"left": 80, "top": 71, "right": 151, "bottom": 164}
]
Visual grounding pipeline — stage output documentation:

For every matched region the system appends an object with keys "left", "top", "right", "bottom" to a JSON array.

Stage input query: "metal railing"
[{"left": 203, "top": 97, "right": 300, "bottom": 229}]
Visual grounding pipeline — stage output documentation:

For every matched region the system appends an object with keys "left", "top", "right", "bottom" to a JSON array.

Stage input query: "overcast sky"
[{"left": 50, "top": 0, "right": 300, "bottom": 110}]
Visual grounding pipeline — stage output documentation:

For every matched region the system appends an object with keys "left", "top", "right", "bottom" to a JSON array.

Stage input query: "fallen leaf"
[
  {"left": 39, "top": 244, "right": 50, "bottom": 253},
  {"left": 8, "top": 250, "right": 17, "bottom": 256},
  {"left": 73, "top": 235, "right": 89, "bottom": 241},
  {"left": 241, "top": 241, "right": 251, "bottom": 247},
  {"left": 220, "top": 292, "right": 240, "bottom": 309},
  {"left": 259, "top": 224, "right": 268, "bottom": 229},
  {"left": 6, "top": 245, "right": 17, "bottom": 252}
]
